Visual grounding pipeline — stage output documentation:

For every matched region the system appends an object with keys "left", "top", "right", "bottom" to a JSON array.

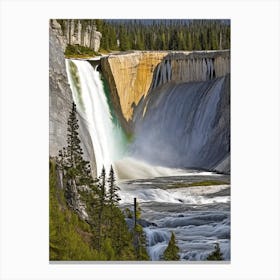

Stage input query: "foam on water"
[
  {"left": 119, "top": 177, "right": 230, "bottom": 261},
  {"left": 119, "top": 183, "right": 230, "bottom": 205},
  {"left": 115, "top": 157, "right": 216, "bottom": 180}
]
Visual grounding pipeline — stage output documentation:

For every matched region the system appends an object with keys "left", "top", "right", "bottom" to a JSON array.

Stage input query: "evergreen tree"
[
  {"left": 119, "top": 25, "right": 130, "bottom": 51},
  {"left": 96, "top": 166, "right": 107, "bottom": 251},
  {"left": 207, "top": 243, "right": 223, "bottom": 260},
  {"left": 107, "top": 206, "right": 136, "bottom": 260},
  {"left": 108, "top": 27, "right": 118, "bottom": 50},
  {"left": 57, "top": 102, "right": 94, "bottom": 207},
  {"left": 60, "top": 19, "right": 230, "bottom": 53},
  {"left": 58, "top": 103, "right": 92, "bottom": 180},
  {"left": 107, "top": 165, "right": 121, "bottom": 208},
  {"left": 163, "top": 232, "right": 180, "bottom": 261},
  {"left": 133, "top": 202, "right": 149, "bottom": 260},
  {"left": 52, "top": 104, "right": 141, "bottom": 260},
  {"left": 106, "top": 165, "right": 121, "bottom": 238}
]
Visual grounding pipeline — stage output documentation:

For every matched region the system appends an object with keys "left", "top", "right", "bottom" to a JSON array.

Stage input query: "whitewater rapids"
[{"left": 119, "top": 173, "right": 230, "bottom": 261}]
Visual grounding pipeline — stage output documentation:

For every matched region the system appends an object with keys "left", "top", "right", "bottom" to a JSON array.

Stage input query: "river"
[{"left": 119, "top": 172, "right": 230, "bottom": 261}]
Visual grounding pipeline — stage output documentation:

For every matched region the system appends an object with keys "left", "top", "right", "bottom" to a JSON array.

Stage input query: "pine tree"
[
  {"left": 106, "top": 165, "right": 121, "bottom": 238},
  {"left": 58, "top": 103, "right": 92, "bottom": 180},
  {"left": 52, "top": 102, "right": 140, "bottom": 260},
  {"left": 57, "top": 102, "right": 94, "bottom": 208},
  {"left": 133, "top": 202, "right": 149, "bottom": 260},
  {"left": 207, "top": 243, "right": 223, "bottom": 260},
  {"left": 163, "top": 232, "right": 180, "bottom": 261},
  {"left": 93, "top": 166, "right": 106, "bottom": 250},
  {"left": 107, "top": 165, "right": 121, "bottom": 208}
]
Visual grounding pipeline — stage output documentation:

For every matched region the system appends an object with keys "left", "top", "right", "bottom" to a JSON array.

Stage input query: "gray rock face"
[
  {"left": 61, "top": 19, "right": 102, "bottom": 52},
  {"left": 50, "top": 19, "right": 67, "bottom": 51},
  {"left": 213, "top": 155, "right": 230, "bottom": 174},
  {"left": 151, "top": 50, "right": 230, "bottom": 90},
  {"left": 65, "top": 179, "right": 89, "bottom": 221},
  {"left": 49, "top": 22, "right": 96, "bottom": 221},
  {"left": 49, "top": 22, "right": 72, "bottom": 157},
  {"left": 49, "top": 21, "right": 97, "bottom": 176},
  {"left": 92, "top": 29, "right": 102, "bottom": 52}
]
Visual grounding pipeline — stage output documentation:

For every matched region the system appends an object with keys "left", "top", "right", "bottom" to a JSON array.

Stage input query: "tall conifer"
[{"left": 163, "top": 232, "right": 180, "bottom": 261}]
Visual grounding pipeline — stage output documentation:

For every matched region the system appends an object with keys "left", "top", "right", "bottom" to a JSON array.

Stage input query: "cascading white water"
[
  {"left": 65, "top": 59, "right": 126, "bottom": 176},
  {"left": 66, "top": 58, "right": 200, "bottom": 180},
  {"left": 132, "top": 75, "right": 229, "bottom": 170}
]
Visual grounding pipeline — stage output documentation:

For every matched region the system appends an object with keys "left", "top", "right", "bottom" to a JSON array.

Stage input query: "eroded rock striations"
[
  {"left": 101, "top": 51, "right": 168, "bottom": 124},
  {"left": 49, "top": 20, "right": 72, "bottom": 157},
  {"left": 150, "top": 51, "right": 230, "bottom": 88},
  {"left": 49, "top": 20, "right": 97, "bottom": 175},
  {"left": 101, "top": 50, "right": 229, "bottom": 123},
  {"left": 59, "top": 19, "right": 102, "bottom": 52},
  {"left": 49, "top": 20, "right": 98, "bottom": 220}
]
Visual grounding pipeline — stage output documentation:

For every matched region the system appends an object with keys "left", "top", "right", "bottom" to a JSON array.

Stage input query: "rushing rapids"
[
  {"left": 65, "top": 54, "right": 230, "bottom": 261},
  {"left": 119, "top": 174, "right": 230, "bottom": 261}
]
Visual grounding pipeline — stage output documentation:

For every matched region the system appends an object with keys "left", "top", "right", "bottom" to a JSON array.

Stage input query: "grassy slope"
[{"left": 49, "top": 161, "right": 99, "bottom": 260}]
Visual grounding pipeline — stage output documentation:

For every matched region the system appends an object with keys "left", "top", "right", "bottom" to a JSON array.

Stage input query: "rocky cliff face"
[
  {"left": 58, "top": 19, "right": 102, "bottom": 52},
  {"left": 101, "top": 51, "right": 168, "bottom": 125},
  {"left": 150, "top": 51, "right": 230, "bottom": 89},
  {"left": 101, "top": 50, "right": 229, "bottom": 126},
  {"left": 49, "top": 20, "right": 72, "bottom": 156},
  {"left": 49, "top": 20, "right": 97, "bottom": 177}
]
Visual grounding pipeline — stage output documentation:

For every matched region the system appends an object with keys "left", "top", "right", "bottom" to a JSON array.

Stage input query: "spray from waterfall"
[{"left": 65, "top": 59, "right": 127, "bottom": 176}]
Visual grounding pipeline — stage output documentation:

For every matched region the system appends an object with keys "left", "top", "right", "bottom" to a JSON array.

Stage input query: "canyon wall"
[
  {"left": 49, "top": 20, "right": 72, "bottom": 156},
  {"left": 150, "top": 51, "right": 230, "bottom": 89},
  {"left": 101, "top": 50, "right": 229, "bottom": 124},
  {"left": 49, "top": 20, "right": 97, "bottom": 176},
  {"left": 101, "top": 50, "right": 230, "bottom": 173},
  {"left": 101, "top": 51, "right": 168, "bottom": 132},
  {"left": 58, "top": 19, "right": 102, "bottom": 52}
]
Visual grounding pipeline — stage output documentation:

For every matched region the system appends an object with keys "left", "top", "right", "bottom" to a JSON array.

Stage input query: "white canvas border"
[{"left": 0, "top": 0, "right": 279, "bottom": 279}]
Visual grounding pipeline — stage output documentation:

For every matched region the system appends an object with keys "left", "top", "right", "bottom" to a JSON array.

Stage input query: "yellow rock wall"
[
  {"left": 101, "top": 50, "right": 230, "bottom": 127},
  {"left": 101, "top": 51, "right": 168, "bottom": 122}
]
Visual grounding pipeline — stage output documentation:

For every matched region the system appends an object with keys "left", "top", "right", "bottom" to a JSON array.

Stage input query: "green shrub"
[
  {"left": 207, "top": 243, "right": 224, "bottom": 261},
  {"left": 64, "top": 44, "right": 100, "bottom": 58},
  {"left": 163, "top": 232, "right": 180, "bottom": 261}
]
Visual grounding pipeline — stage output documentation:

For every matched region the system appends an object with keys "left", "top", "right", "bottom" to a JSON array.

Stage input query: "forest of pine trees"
[
  {"left": 49, "top": 102, "right": 147, "bottom": 260},
  {"left": 95, "top": 19, "right": 230, "bottom": 52}
]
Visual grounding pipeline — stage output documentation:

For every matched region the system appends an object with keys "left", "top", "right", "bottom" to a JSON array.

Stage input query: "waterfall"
[
  {"left": 132, "top": 75, "right": 230, "bottom": 170},
  {"left": 65, "top": 58, "right": 229, "bottom": 179},
  {"left": 65, "top": 59, "right": 126, "bottom": 176}
]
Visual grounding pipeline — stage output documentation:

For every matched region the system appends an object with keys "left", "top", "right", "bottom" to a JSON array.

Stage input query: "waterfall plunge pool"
[{"left": 119, "top": 173, "right": 230, "bottom": 261}]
